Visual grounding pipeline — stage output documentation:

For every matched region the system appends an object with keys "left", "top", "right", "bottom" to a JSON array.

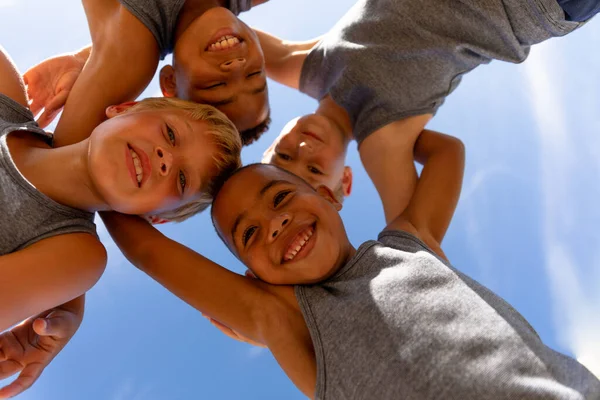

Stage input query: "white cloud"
[
  {"left": 0, "top": 0, "right": 15, "bottom": 8},
  {"left": 523, "top": 39, "right": 600, "bottom": 377}
]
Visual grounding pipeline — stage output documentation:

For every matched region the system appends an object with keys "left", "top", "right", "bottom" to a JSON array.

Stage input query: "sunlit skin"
[
  {"left": 263, "top": 97, "right": 353, "bottom": 196},
  {"left": 212, "top": 164, "right": 356, "bottom": 285},
  {"left": 88, "top": 105, "right": 218, "bottom": 215},
  {"left": 161, "top": 7, "right": 269, "bottom": 133}
]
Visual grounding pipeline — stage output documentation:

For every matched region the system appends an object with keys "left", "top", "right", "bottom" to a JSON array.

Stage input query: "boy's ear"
[
  {"left": 159, "top": 65, "right": 177, "bottom": 97},
  {"left": 105, "top": 101, "right": 138, "bottom": 118},
  {"left": 316, "top": 185, "right": 342, "bottom": 211},
  {"left": 341, "top": 166, "right": 353, "bottom": 197},
  {"left": 145, "top": 215, "right": 170, "bottom": 225}
]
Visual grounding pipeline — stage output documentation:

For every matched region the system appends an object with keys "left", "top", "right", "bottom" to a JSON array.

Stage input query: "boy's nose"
[
  {"left": 268, "top": 213, "right": 291, "bottom": 243},
  {"left": 220, "top": 57, "right": 246, "bottom": 72},
  {"left": 155, "top": 146, "right": 173, "bottom": 176}
]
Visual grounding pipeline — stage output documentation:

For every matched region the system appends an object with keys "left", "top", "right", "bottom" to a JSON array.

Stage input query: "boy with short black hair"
[
  {"left": 24, "top": 0, "right": 271, "bottom": 146},
  {"left": 8, "top": 127, "right": 598, "bottom": 398}
]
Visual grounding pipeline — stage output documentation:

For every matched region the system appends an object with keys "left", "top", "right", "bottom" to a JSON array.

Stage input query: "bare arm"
[
  {"left": 52, "top": 0, "right": 159, "bottom": 146},
  {"left": 0, "top": 234, "right": 106, "bottom": 332},
  {"left": 387, "top": 129, "right": 465, "bottom": 257},
  {"left": 100, "top": 212, "right": 317, "bottom": 397},
  {"left": 254, "top": 29, "right": 321, "bottom": 90},
  {"left": 359, "top": 114, "right": 432, "bottom": 224},
  {"left": 0, "top": 44, "right": 28, "bottom": 108}
]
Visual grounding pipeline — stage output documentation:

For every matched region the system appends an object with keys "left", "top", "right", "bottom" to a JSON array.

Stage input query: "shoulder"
[{"left": 379, "top": 224, "right": 447, "bottom": 261}]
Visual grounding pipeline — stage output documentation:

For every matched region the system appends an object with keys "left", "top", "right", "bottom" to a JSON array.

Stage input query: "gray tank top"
[
  {"left": 299, "top": 0, "right": 583, "bottom": 144},
  {"left": 119, "top": 0, "right": 253, "bottom": 59},
  {"left": 0, "top": 94, "right": 96, "bottom": 254},
  {"left": 295, "top": 230, "right": 600, "bottom": 400}
]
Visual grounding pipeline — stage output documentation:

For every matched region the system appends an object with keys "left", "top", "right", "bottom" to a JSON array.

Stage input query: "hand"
[
  {"left": 0, "top": 299, "right": 83, "bottom": 399},
  {"left": 23, "top": 52, "right": 86, "bottom": 128},
  {"left": 203, "top": 314, "right": 267, "bottom": 348}
]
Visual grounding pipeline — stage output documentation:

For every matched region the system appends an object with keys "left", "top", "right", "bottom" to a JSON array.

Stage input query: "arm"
[
  {"left": 100, "top": 212, "right": 317, "bottom": 397},
  {"left": 0, "top": 234, "right": 106, "bottom": 332},
  {"left": 23, "top": 45, "right": 91, "bottom": 128},
  {"left": 387, "top": 129, "right": 465, "bottom": 257},
  {"left": 0, "top": 296, "right": 85, "bottom": 399},
  {"left": 51, "top": 0, "right": 159, "bottom": 146},
  {"left": 253, "top": 29, "right": 321, "bottom": 90},
  {"left": 359, "top": 114, "right": 432, "bottom": 224},
  {"left": 0, "top": 44, "right": 28, "bottom": 108}
]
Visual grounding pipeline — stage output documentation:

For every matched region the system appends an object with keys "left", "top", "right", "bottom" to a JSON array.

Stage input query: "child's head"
[
  {"left": 262, "top": 114, "right": 353, "bottom": 201},
  {"left": 211, "top": 163, "right": 354, "bottom": 285},
  {"left": 160, "top": 7, "right": 270, "bottom": 145},
  {"left": 87, "top": 97, "right": 241, "bottom": 221}
]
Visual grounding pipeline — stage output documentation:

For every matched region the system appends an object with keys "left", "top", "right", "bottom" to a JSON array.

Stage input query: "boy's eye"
[
  {"left": 247, "top": 71, "right": 261, "bottom": 78},
  {"left": 167, "top": 125, "right": 176, "bottom": 144},
  {"left": 277, "top": 153, "right": 291, "bottom": 161},
  {"left": 273, "top": 190, "right": 291, "bottom": 207},
  {"left": 308, "top": 166, "right": 322, "bottom": 175},
  {"left": 179, "top": 171, "right": 186, "bottom": 192},
  {"left": 243, "top": 226, "right": 257, "bottom": 246}
]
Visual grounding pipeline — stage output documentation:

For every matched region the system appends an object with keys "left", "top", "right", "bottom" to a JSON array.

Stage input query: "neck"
[
  {"left": 15, "top": 138, "right": 108, "bottom": 213},
  {"left": 176, "top": 0, "right": 227, "bottom": 41},
  {"left": 315, "top": 95, "right": 354, "bottom": 144}
]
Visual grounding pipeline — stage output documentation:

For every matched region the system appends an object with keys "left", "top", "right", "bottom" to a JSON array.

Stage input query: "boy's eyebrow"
[{"left": 230, "top": 179, "right": 290, "bottom": 241}]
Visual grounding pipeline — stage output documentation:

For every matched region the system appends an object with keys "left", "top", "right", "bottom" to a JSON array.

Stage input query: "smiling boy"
[
  {"left": 8, "top": 128, "right": 599, "bottom": 398},
  {"left": 0, "top": 43, "right": 241, "bottom": 396},
  {"left": 24, "top": 0, "right": 270, "bottom": 147}
]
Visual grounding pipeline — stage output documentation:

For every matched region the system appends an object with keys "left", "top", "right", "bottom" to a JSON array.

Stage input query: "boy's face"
[
  {"left": 263, "top": 115, "right": 352, "bottom": 196},
  {"left": 87, "top": 106, "right": 217, "bottom": 216},
  {"left": 164, "top": 7, "right": 269, "bottom": 134},
  {"left": 212, "top": 164, "right": 353, "bottom": 285}
]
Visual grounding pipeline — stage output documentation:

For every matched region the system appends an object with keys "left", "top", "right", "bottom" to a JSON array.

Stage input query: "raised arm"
[
  {"left": 253, "top": 29, "right": 321, "bottom": 90},
  {"left": 100, "top": 213, "right": 286, "bottom": 346},
  {"left": 0, "top": 233, "right": 106, "bottom": 332},
  {"left": 359, "top": 114, "right": 433, "bottom": 224},
  {"left": 50, "top": 0, "right": 159, "bottom": 146},
  {"left": 99, "top": 212, "right": 317, "bottom": 397},
  {"left": 387, "top": 129, "right": 465, "bottom": 257}
]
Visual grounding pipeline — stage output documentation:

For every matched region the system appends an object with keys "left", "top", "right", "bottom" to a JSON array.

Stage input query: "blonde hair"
[{"left": 124, "top": 97, "right": 242, "bottom": 222}]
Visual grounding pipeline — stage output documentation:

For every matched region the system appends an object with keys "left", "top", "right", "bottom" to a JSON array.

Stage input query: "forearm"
[
  {"left": 359, "top": 115, "right": 432, "bottom": 224},
  {"left": 404, "top": 130, "right": 465, "bottom": 244},
  {"left": 53, "top": 7, "right": 159, "bottom": 146},
  {"left": 254, "top": 29, "right": 319, "bottom": 90},
  {"left": 0, "top": 235, "right": 105, "bottom": 332},
  {"left": 99, "top": 212, "right": 276, "bottom": 343}
]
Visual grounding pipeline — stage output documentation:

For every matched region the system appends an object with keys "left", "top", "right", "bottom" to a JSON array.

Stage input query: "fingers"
[
  {"left": 0, "top": 363, "right": 44, "bottom": 399},
  {"left": 36, "top": 90, "right": 68, "bottom": 128},
  {"left": 0, "top": 359, "right": 21, "bottom": 381},
  {"left": 32, "top": 309, "right": 78, "bottom": 339}
]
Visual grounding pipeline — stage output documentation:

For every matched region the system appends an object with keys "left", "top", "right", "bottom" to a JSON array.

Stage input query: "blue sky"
[{"left": 1, "top": 0, "right": 599, "bottom": 398}]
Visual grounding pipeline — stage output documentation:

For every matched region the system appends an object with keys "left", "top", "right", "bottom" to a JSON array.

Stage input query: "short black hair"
[{"left": 240, "top": 113, "right": 271, "bottom": 146}]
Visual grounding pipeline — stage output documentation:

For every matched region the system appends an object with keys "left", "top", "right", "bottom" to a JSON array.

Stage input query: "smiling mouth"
[
  {"left": 128, "top": 145, "right": 143, "bottom": 187},
  {"left": 282, "top": 223, "right": 315, "bottom": 263},
  {"left": 206, "top": 35, "right": 243, "bottom": 52}
]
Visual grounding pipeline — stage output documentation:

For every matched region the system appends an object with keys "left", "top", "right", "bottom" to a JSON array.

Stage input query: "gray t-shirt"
[
  {"left": 119, "top": 0, "right": 253, "bottom": 59},
  {"left": 300, "top": 0, "right": 584, "bottom": 144},
  {"left": 295, "top": 230, "right": 600, "bottom": 400},
  {"left": 0, "top": 94, "right": 96, "bottom": 255}
]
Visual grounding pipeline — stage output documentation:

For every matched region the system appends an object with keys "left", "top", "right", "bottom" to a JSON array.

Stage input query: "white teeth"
[
  {"left": 284, "top": 227, "right": 314, "bottom": 261},
  {"left": 208, "top": 35, "right": 241, "bottom": 51},
  {"left": 129, "top": 148, "right": 143, "bottom": 185}
]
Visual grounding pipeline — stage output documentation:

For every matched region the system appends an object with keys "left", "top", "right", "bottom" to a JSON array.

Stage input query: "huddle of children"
[{"left": 1, "top": 0, "right": 599, "bottom": 398}]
